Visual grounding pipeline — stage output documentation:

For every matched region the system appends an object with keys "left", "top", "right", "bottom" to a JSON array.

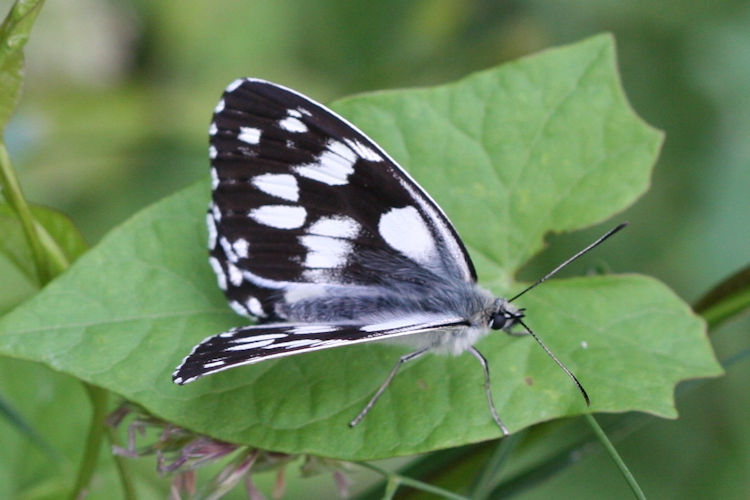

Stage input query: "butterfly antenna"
[
  {"left": 518, "top": 319, "right": 590, "bottom": 406},
  {"left": 508, "top": 222, "right": 627, "bottom": 303}
]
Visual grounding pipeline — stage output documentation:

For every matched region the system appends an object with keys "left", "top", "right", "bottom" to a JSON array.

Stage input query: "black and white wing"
[
  {"left": 173, "top": 315, "right": 468, "bottom": 384},
  {"left": 206, "top": 78, "right": 477, "bottom": 322}
]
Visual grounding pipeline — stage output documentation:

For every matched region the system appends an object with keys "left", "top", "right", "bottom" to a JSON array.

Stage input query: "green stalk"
[
  {"left": 356, "top": 461, "right": 469, "bottom": 500},
  {"left": 693, "top": 264, "right": 750, "bottom": 330},
  {"left": 31, "top": 216, "right": 72, "bottom": 275},
  {"left": 382, "top": 477, "right": 399, "bottom": 500},
  {"left": 697, "top": 287, "right": 750, "bottom": 330},
  {"left": 106, "top": 425, "right": 137, "bottom": 500},
  {"left": 0, "top": 142, "right": 49, "bottom": 283},
  {"left": 68, "top": 385, "right": 109, "bottom": 500},
  {"left": 584, "top": 414, "right": 646, "bottom": 500},
  {"left": 470, "top": 431, "right": 524, "bottom": 499}
]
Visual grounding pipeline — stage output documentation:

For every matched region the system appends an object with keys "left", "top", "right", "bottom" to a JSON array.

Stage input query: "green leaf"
[
  {"left": 0, "top": 0, "right": 44, "bottom": 132},
  {"left": 0, "top": 203, "right": 87, "bottom": 315},
  {"left": 0, "top": 35, "right": 722, "bottom": 460}
]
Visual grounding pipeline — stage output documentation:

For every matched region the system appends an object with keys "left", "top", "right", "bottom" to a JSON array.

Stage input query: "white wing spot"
[
  {"left": 214, "top": 99, "right": 225, "bottom": 113},
  {"left": 308, "top": 215, "right": 359, "bottom": 238},
  {"left": 238, "top": 126, "right": 261, "bottom": 145},
  {"left": 210, "top": 202, "right": 222, "bottom": 223},
  {"left": 296, "top": 107, "right": 312, "bottom": 116},
  {"left": 294, "top": 139, "right": 356, "bottom": 186},
  {"left": 312, "top": 339, "right": 348, "bottom": 348},
  {"left": 291, "top": 325, "right": 339, "bottom": 335},
  {"left": 396, "top": 175, "right": 473, "bottom": 281},
  {"left": 209, "top": 122, "right": 218, "bottom": 136},
  {"left": 227, "top": 262, "right": 243, "bottom": 286},
  {"left": 231, "top": 333, "right": 288, "bottom": 343},
  {"left": 300, "top": 235, "right": 351, "bottom": 268},
  {"left": 206, "top": 213, "right": 217, "bottom": 249},
  {"left": 209, "top": 257, "right": 227, "bottom": 290},
  {"left": 226, "top": 339, "right": 275, "bottom": 351},
  {"left": 232, "top": 238, "right": 249, "bottom": 259},
  {"left": 246, "top": 297, "right": 264, "bottom": 317},
  {"left": 209, "top": 145, "right": 217, "bottom": 159},
  {"left": 287, "top": 109, "right": 302, "bottom": 118},
  {"left": 344, "top": 138, "right": 382, "bottom": 162},
  {"left": 279, "top": 116, "right": 308, "bottom": 133},
  {"left": 203, "top": 360, "right": 226, "bottom": 369},
  {"left": 229, "top": 300, "right": 248, "bottom": 316},
  {"left": 225, "top": 78, "right": 245, "bottom": 92},
  {"left": 220, "top": 236, "right": 238, "bottom": 263},
  {"left": 242, "top": 269, "right": 289, "bottom": 290},
  {"left": 300, "top": 268, "right": 335, "bottom": 282},
  {"left": 226, "top": 333, "right": 289, "bottom": 351},
  {"left": 378, "top": 206, "right": 438, "bottom": 267},
  {"left": 249, "top": 205, "right": 306, "bottom": 229},
  {"left": 251, "top": 173, "right": 299, "bottom": 202},
  {"left": 284, "top": 284, "right": 328, "bottom": 303},
  {"left": 265, "top": 339, "right": 318, "bottom": 349},
  {"left": 210, "top": 167, "right": 219, "bottom": 190}
]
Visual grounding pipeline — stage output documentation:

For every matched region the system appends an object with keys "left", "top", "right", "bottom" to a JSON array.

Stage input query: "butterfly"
[{"left": 172, "top": 78, "right": 624, "bottom": 435}]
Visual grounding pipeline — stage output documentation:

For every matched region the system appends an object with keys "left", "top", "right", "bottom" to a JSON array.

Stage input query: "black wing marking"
[
  {"left": 208, "top": 79, "right": 476, "bottom": 322},
  {"left": 173, "top": 314, "right": 469, "bottom": 384}
]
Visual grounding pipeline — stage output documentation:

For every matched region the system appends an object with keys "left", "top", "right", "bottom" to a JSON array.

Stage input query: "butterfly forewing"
[
  {"left": 208, "top": 79, "right": 477, "bottom": 322},
  {"left": 173, "top": 315, "right": 469, "bottom": 384}
]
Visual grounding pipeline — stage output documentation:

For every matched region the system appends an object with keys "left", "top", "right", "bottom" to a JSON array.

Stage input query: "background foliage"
[{"left": 0, "top": 0, "right": 748, "bottom": 498}]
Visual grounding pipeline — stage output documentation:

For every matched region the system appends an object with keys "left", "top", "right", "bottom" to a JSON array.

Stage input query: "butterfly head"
[{"left": 489, "top": 299, "right": 525, "bottom": 332}]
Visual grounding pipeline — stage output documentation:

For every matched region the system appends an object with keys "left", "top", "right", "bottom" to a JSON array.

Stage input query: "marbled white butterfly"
[{"left": 173, "top": 78, "right": 624, "bottom": 434}]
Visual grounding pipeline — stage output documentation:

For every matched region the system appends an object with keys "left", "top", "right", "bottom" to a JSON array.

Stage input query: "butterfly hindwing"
[
  {"left": 207, "top": 79, "right": 477, "bottom": 322},
  {"left": 173, "top": 314, "right": 469, "bottom": 384}
]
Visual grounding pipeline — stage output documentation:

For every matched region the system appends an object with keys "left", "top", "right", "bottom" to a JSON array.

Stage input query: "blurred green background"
[{"left": 2, "top": 0, "right": 748, "bottom": 498}]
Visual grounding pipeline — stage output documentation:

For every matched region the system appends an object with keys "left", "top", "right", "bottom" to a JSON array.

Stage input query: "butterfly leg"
[
  {"left": 349, "top": 347, "right": 430, "bottom": 428},
  {"left": 467, "top": 346, "right": 509, "bottom": 436}
]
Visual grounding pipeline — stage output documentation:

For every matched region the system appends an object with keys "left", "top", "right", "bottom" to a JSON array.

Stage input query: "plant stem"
[
  {"left": 0, "top": 142, "right": 49, "bottom": 283},
  {"left": 356, "top": 461, "right": 469, "bottom": 500},
  {"left": 470, "top": 431, "right": 523, "bottom": 499},
  {"left": 693, "top": 264, "right": 750, "bottom": 330},
  {"left": 584, "top": 413, "right": 646, "bottom": 500},
  {"left": 382, "top": 477, "right": 399, "bottom": 500},
  {"left": 68, "top": 384, "right": 109, "bottom": 500},
  {"left": 698, "top": 287, "right": 750, "bottom": 330},
  {"left": 106, "top": 425, "right": 137, "bottom": 500}
]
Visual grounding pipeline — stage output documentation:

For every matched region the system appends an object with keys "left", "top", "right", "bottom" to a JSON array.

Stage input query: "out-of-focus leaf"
[
  {"left": 0, "top": 0, "right": 44, "bottom": 131},
  {"left": 0, "top": 203, "right": 87, "bottom": 315}
]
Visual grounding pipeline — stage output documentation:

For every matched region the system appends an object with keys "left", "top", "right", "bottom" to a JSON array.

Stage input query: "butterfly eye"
[
  {"left": 490, "top": 311, "right": 515, "bottom": 330},
  {"left": 490, "top": 310, "right": 520, "bottom": 331}
]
